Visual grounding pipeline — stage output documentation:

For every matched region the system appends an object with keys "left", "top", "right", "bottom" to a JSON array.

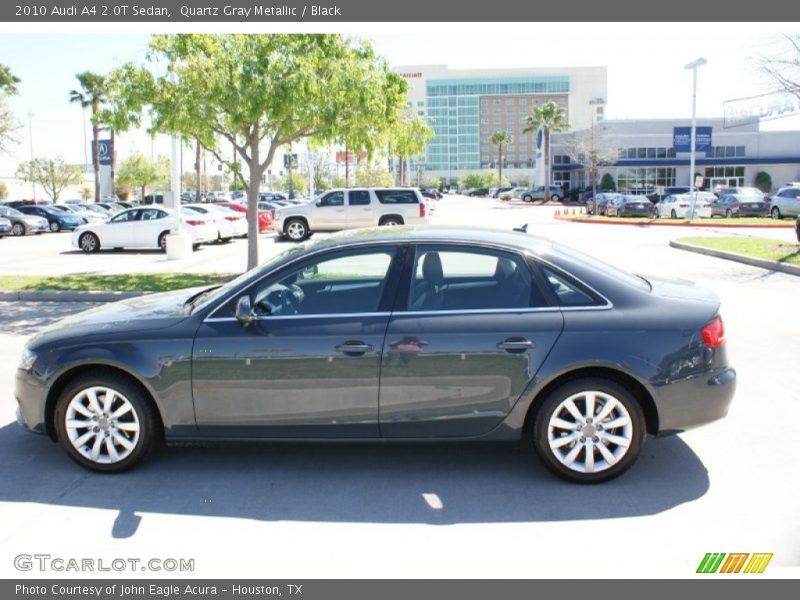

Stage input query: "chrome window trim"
[{"left": 205, "top": 312, "right": 393, "bottom": 323}]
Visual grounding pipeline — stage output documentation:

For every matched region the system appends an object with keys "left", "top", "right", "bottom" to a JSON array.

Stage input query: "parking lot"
[{"left": 0, "top": 195, "right": 798, "bottom": 577}]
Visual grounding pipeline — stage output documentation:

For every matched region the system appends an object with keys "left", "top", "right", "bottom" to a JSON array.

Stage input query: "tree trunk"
[
  {"left": 543, "top": 129, "right": 550, "bottom": 199},
  {"left": 287, "top": 142, "right": 294, "bottom": 199},
  {"left": 344, "top": 143, "right": 349, "bottom": 188},
  {"left": 92, "top": 102, "right": 100, "bottom": 202},
  {"left": 195, "top": 139, "right": 201, "bottom": 202},
  {"left": 246, "top": 127, "right": 263, "bottom": 270},
  {"left": 110, "top": 129, "right": 116, "bottom": 194},
  {"left": 498, "top": 145, "right": 503, "bottom": 186}
]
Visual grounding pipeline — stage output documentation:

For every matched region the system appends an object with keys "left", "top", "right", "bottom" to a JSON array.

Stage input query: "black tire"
[
  {"left": 670, "top": 210, "right": 677, "bottom": 219},
  {"left": 551, "top": 194, "right": 562, "bottom": 202},
  {"left": 79, "top": 232, "right": 100, "bottom": 253},
  {"left": 725, "top": 209, "right": 732, "bottom": 218},
  {"left": 49, "top": 221, "right": 61, "bottom": 233},
  {"left": 531, "top": 377, "right": 646, "bottom": 484},
  {"left": 53, "top": 372, "right": 161, "bottom": 473},
  {"left": 284, "top": 218, "right": 309, "bottom": 242},
  {"left": 158, "top": 231, "right": 169, "bottom": 252},
  {"left": 379, "top": 216, "right": 403, "bottom": 227},
  {"left": 522, "top": 194, "right": 532, "bottom": 203},
  {"left": 771, "top": 206, "right": 782, "bottom": 219},
  {"left": 11, "top": 222, "right": 25, "bottom": 236}
]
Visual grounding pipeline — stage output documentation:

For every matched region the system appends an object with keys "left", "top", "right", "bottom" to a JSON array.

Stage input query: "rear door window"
[
  {"left": 375, "top": 190, "right": 418, "bottom": 205},
  {"left": 348, "top": 190, "right": 371, "bottom": 206}
]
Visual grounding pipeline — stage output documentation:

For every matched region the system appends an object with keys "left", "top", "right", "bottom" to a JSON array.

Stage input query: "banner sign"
[
  {"left": 673, "top": 127, "right": 712, "bottom": 153},
  {"left": 335, "top": 151, "right": 367, "bottom": 165},
  {"left": 92, "top": 139, "right": 112, "bottom": 166},
  {"left": 723, "top": 91, "right": 800, "bottom": 128},
  {"left": 283, "top": 153, "right": 298, "bottom": 169}
]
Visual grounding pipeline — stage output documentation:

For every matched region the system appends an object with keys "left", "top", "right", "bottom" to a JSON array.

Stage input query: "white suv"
[
  {"left": 769, "top": 186, "right": 800, "bottom": 219},
  {"left": 273, "top": 188, "right": 429, "bottom": 241}
]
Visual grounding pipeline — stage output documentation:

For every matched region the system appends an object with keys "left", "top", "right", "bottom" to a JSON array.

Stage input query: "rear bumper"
[{"left": 654, "top": 367, "right": 736, "bottom": 434}]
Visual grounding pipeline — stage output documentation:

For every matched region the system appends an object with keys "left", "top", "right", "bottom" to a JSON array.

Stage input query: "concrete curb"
[
  {"left": 555, "top": 215, "right": 794, "bottom": 228},
  {"left": 0, "top": 290, "right": 150, "bottom": 302},
  {"left": 669, "top": 240, "right": 800, "bottom": 277}
]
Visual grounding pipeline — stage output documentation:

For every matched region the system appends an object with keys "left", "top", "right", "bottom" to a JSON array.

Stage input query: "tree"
[
  {"left": 355, "top": 163, "right": 393, "bottom": 187},
  {"left": 69, "top": 71, "right": 107, "bottom": 202},
  {"left": 754, "top": 171, "right": 772, "bottom": 193},
  {"left": 600, "top": 173, "right": 616, "bottom": 191},
  {"left": 0, "top": 64, "right": 20, "bottom": 154},
  {"left": 459, "top": 171, "right": 502, "bottom": 189},
  {"left": 105, "top": 34, "right": 408, "bottom": 269},
  {"left": 16, "top": 157, "right": 83, "bottom": 202},
  {"left": 560, "top": 127, "right": 619, "bottom": 207},
  {"left": 0, "top": 180, "right": 7, "bottom": 200},
  {"left": 181, "top": 170, "right": 198, "bottom": 191},
  {"left": 279, "top": 172, "right": 307, "bottom": 194},
  {"left": 759, "top": 35, "right": 800, "bottom": 101},
  {"left": 388, "top": 113, "right": 434, "bottom": 186},
  {"left": 80, "top": 185, "right": 92, "bottom": 200},
  {"left": 116, "top": 153, "right": 169, "bottom": 200},
  {"left": 489, "top": 130, "right": 513, "bottom": 186},
  {"left": 522, "top": 101, "right": 569, "bottom": 195}
]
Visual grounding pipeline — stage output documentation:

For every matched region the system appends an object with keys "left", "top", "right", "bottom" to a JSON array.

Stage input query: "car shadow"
[
  {"left": 0, "top": 301, "right": 101, "bottom": 336},
  {"left": 0, "top": 422, "right": 709, "bottom": 537}
]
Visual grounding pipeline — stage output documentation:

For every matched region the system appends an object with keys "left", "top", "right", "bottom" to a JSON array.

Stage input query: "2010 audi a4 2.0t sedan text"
[{"left": 14, "top": 227, "right": 736, "bottom": 483}]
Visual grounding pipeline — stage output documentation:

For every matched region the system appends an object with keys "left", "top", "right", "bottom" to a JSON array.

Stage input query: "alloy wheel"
[
  {"left": 50, "top": 221, "right": 60, "bottom": 232},
  {"left": 286, "top": 220, "right": 307, "bottom": 241},
  {"left": 11, "top": 223, "right": 24, "bottom": 236}
]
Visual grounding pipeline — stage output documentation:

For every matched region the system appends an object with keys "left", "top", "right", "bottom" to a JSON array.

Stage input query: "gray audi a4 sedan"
[{"left": 15, "top": 226, "right": 735, "bottom": 483}]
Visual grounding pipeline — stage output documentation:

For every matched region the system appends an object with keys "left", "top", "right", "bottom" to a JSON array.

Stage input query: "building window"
[
  {"left": 506, "top": 98, "right": 515, "bottom": 105},
  {"left": 417, "top": 101, "right": 424, "bottom": 106},
  {"left": 553, "top": 155, "right": 571, "bottom": 165},
  {"left": 480, "top": 99, "right": 488, "bottom": 105},
  {"left": 493, "top": 99, "right": 501, "bottom": 105},
  {"left": 418, "top": 110, "right": 425, "bottom": 116}
]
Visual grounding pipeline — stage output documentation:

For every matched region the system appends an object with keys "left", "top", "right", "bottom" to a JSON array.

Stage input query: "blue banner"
[
  {"left": 673, "top": 127, "right": 712, "bottom": 152},
  {"left": 92, "top": 139, "right": 113, "bottom": 166}
]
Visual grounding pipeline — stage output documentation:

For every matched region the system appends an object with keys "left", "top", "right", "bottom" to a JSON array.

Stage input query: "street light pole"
[{"left": 685, "top": 57, "right": 707, "bottom": 220}]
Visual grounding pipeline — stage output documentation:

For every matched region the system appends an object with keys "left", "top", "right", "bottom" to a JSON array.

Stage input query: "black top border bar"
[{"left": 3, "top": 0, "right": 799, "bottom": 22}]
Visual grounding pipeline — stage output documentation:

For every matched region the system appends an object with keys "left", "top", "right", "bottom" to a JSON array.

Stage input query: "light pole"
[
  {"left": 589, "top": 97, "right": 605, "bottom": 214},
  {"left": 685, "top": 57, "right": 707, "bottom": 219}
]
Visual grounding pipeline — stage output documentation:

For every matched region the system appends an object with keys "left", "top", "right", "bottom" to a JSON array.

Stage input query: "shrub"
[{"left": 754, "top": 171, "right": 772, "bottom": 193}]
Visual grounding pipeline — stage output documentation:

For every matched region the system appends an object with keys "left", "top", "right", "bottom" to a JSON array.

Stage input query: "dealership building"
[{"left": 549, "top": 118, "right": 800, "bottom": 193}]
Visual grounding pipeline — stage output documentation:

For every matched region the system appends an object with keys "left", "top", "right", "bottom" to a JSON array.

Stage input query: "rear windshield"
[
  {"left": 375, "top": 190, "right": 418, "bottom": 204},
  {"left": 551, "top": 243, "right": 652, "bottom": 291}
]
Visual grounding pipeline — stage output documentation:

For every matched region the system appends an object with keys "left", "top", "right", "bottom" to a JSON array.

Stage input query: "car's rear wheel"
[
  {"left": 79, "top": 232, "right": 100, "bottom": 253},
  {"left": 11, "top": 222, "right": 25, "bottom": 236},
  {"left": 670, "top": 210, "right": 677, "bottom": 219},
  {"left": 532, "top": 378, "right": 645, "bottom": 483},
  {"left": 551, "top": 194, "right": 561, "bottom": 202},
  {"left": 285, "top": 218, "right": 308, "bottom": 241},
  {"left": 379, "top": 216, "right": 403, "bottom": 227},
  {"left": 54, "top": 374, "right": 160, "bottom": 473},
  {"left": 771, "top": 206, "right": 782, "bottom": 219},
  {"left": 49, "top": 221, "right": 61, "bottom": 232},
  {"left": 158, "top": 231, "right": 169, "bottom": 252}
]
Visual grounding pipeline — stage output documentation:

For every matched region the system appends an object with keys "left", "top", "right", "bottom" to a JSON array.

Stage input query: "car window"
[
  {"left": 408, "top": 245, "right": 540, "bottom": 312},
  {"left": 251, "top": 248, "right": 397, "bottom": 317},
  {"left": 541, "top": 267, "right": 597, "bottom": 307},
  {"left": 110, "top": 210, "right": 137, "bottom": 223},
  {"left": 140, "top": 209, "right": 165, "bottom": 221},
  {"left": 348, "top": 190, "right": 371, "bottom": 206},
  {"left": 375, "top": 190, "right": 418, "bottom": 204},
  {"left": 319, "top": 191, "right": 344, "bottom": 207}
]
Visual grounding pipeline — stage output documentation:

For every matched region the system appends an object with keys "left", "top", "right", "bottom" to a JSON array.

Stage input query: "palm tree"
[
  {"left": 69, "top": 71, "right": 107, "bottom": 202},
  {"left": 489, "top": 130, "right": 513, "bottom": 186},
  {"left": 522, "top": 101, "right": 568, "bottom": 198}
]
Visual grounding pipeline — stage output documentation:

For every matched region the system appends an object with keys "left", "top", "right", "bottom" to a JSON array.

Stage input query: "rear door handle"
[
  {"left": 335, "top": 342, "right": 374, "bottom": 355},
  {"left": 497, "top": 338, "right": 534, "bottom": 353}
]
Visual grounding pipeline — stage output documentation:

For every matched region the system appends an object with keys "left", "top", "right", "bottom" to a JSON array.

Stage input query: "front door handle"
[
  {"left": 497, "top": 338, "right": 534, "bottom": 353},
  {"left": 335, "top": 341, "right": 374, "bottom": 355}
]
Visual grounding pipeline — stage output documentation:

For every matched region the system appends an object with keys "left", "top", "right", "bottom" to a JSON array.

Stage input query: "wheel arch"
[
  {"left": 44, "top": 363, "right": 165, "bottom": 442},
  {"left": 522, "top": 366, "right": 659, "bottom": 436},
  {"left": 378, "top": 214, "right": 404, "bottom": 226}
]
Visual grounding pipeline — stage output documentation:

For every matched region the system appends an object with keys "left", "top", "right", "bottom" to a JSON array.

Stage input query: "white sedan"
[
  {"left": 72, "top": 207, "right": 216, "bottom": 253},
  {"left": 656, "top": 192, "right": 714, "bottom": 219},
  {"left": 183, "top": 203, "right": 247, "bottom": 241}
]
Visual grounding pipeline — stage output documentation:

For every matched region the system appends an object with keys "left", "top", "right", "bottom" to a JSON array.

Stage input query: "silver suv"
[
  {"left": 769, "top": 186, "right": 800, "bottom": 219},
  {"left": 520, "top": 185, "right": 564, "bottom": 203},
  {"left": 273, "top": 188, "right": 429, "bottom": 241}
]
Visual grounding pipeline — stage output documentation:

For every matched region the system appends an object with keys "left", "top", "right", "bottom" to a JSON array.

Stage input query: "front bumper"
[
  {"left": 14, "top": 368, "right": 48, "bottom": 435},
  {"left": 654, "top": 367, "right": 736, "bottom": 434}
]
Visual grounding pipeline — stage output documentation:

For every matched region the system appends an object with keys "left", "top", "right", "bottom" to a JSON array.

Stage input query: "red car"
[{"left": 218, "top": 201, "right": 272, "bottom": 233}]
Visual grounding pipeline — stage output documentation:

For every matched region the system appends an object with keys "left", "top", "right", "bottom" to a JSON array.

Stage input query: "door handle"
[
  {"left": 335, "top": 342, "right": 374, "bottom": 355},
  {"left": 496, "top": 338, "right": 534, "bottom": 353}
]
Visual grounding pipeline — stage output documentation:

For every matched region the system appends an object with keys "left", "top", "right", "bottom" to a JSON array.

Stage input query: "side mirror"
[
  {"left": 315, "top": 200, "right": 322, "bottom": 207},
  {"left": 235, "top": 296, "right": 254, "bottom": 325}
]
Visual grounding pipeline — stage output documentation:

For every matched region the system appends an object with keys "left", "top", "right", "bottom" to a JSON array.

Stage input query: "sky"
[{"left": 0, "top": 24, "right": 798, "bottom": 177}]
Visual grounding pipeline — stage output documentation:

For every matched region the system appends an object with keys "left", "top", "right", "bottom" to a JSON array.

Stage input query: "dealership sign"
[
  {"left": 92, "top": 139, "right": 112, "bottom": 166},
  {"left": 723, "top": 91, "right": 799, "bottom": 128},
  {"left": 673, "top": 127, "right": 712, "bottom": 152}
]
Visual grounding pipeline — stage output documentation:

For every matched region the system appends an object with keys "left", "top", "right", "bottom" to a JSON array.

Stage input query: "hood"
[{"left": 27, "top": 287, "right": 204, "bottom": 349}]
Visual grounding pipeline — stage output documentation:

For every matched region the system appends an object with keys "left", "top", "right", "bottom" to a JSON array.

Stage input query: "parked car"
[
  {"left": 71, "top": 203, "right": 114, "bottom": 219},
  {"left": 586, "top": 192, "right": 622, "bottom": 216},
  {"left": 140, "top": 195, "right": 165, "bottom": 207},
  {"left": 646, "top": 186, "right": 691, "bottom": 204},
  {"left": 466, "top": 188, "right": 490, "bottom": 197},
  {"left": 217, "top": 201, "right": 271, "bottom": 233},
  {"left": 421, "top": 189, "right": 443, "bottom": 199},
  {"left": 492, "top": 187, "right": 515, "bottom": 198},
  {"left": 52, "top": 204, "right": 108, "bottom": 224},
  {"left": 0, "top": 205, "right": 49, "bottom": 236},
  {"left": 0, "top": 216, "right": 11, "bottom": 237},
  {"left": 183, "top": 203, "right": 247, "bottom": 241},
  {"left": 17, "top": 205, "right": 87, "bottom": 232},
  {"left": 206, "top": 191, "right": 231, "bottom": 203},
  {"left": 3, "top": 199, "right": 52, "bottom": 209},
  {"left": 272, "top": 188, "right": 429, "bottom": 241},
  {"left": 605, "top": 195, "right": 656, "bottom": 218},
  {"left": 72, "top": 207, "right": 212, "bottom": 253},
  {"left": 769, "top": 186, "right": 800, "bottom": 219},
  {"left": 259, "top": 192, "right": 287, "bottom": 202},
  {"left": 420, "top": 190, "right": 439, "bottom": 201},
  {"left": 711, "top": 194, "right": 769, "bottom": 218},
  {"left": 14, "top": 226, "right": 735, "bottom": 482},
  {"left": 521, "top": 185, "right": 564, "bottom": 202},
  {"left": 509, "top": 187, "right": 528, "bottom": 198},
  {"left": 656, "top": 193, "right": 714, "bottom": 219},
  {"left": 796, "top": 215, "right": 800, "bottom": 242}
]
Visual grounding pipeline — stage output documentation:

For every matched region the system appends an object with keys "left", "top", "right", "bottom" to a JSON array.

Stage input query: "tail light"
[
  {"left": 701, "top": 316, "right": 726, "bottom": 348},
  {"left": 679, "top": 203, "right": 690, "bottom": 208},
  {"left": 224, "top": 216, "right": 238, "bottom": 222},
  {"left": 419, "top": 203, "right": 427, "bottom": 218},
  {"left": 185, "top": 219, "right": 204, "bottom": 226}
]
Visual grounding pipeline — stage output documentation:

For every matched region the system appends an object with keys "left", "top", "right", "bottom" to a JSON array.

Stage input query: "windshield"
[
  {"left": 0, "top": 207, "right": 22, "bottom": 217},
  {"left": 189, "top": 245, "right": 307, "bottom": 313}
]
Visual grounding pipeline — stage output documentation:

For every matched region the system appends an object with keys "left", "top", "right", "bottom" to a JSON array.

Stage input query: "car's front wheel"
[
  {"left": 53, "top": 373, "right": 160, "bottom": 473},
  {"left": 771, "top": 206, "right": 782, "bottom": 219},
  {"left": 11, "top": 222, "right": 25, "bottom": 236},
  {"left": 532, "top": 378, "right": 645, "bottom": 483},
  {"left": 49, "top": 221, "right": 61, "bottom": 232},
  {"left": 79, "top": 232, "right": 100, "bottom": 253}
]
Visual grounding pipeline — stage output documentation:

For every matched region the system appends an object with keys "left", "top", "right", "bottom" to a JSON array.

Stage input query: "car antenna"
[{"left": 513, "top": 223, "right": 528, "bottom": 233}]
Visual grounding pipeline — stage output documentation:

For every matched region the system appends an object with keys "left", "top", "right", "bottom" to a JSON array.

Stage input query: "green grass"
[
  {"left": 678, "top": 236, "right": 800, "bottom": 265},
  {"left": 0, "top": 272, "right": 236, "bottom": 292},
  {"left": 559, "top": 214, "right": 791, "bottom": 226}
]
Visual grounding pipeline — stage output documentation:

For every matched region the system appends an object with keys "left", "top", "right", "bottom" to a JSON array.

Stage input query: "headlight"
[{"left": 18, "top": 348, "right": 37, "bottom": 371}]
